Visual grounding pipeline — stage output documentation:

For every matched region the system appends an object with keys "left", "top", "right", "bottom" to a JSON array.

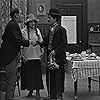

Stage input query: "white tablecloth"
[{"left": 64, "top": 59, "right": 100, "bottom": 81}]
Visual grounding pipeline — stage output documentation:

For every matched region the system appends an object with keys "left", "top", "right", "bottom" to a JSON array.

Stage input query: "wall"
[
  {"left": 88, "top": 0, "right": 100, "bottom": 23},
  {"left": 51, "top": 0, "right": 100, "bottom": 23},
  {"left": 28, "top": 0, "right": 50, "bottom": 24},
  {"left": 27, "top": 0, "right": 100, "bottom": 23},
  {"left": 88, "top": 0, "right": 100, "bottom": 56}
]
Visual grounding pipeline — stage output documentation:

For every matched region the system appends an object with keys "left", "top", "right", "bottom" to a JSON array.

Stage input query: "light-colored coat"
[{"left": 21, "top": 27, "right": 44, "bottom": 61}]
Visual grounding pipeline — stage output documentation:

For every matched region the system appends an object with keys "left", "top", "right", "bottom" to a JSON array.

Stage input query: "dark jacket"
[
  {"left": 0, "top": 19, "right": 29, "bottom": 67},
  {"left": 43, "top": 24, "right": 67, "bottom": 65}
]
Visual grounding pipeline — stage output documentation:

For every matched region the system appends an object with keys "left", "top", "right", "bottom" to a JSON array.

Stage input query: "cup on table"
[
  {"left": 81, "top": 51, "right": 86, "bottom": 58},
  {"left": 66, "top": 52, "right": 69, "bottom": 57}
]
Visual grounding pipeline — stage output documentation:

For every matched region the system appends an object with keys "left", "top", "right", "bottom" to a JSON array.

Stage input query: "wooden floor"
[{"left": 1, "top": 74, "right": 100, "bottom": 100}]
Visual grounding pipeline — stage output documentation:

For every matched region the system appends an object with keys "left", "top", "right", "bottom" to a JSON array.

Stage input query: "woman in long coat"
[{"left": 21, "top": 14, "right": 44, "bottom": 98}]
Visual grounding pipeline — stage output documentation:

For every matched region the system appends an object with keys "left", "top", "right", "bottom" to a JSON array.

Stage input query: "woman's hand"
[{"left": 30, "top": 40, "right": 38, "bottom": 46}]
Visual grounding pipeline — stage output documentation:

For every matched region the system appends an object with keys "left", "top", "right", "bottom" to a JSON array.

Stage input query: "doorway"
[{"left": 52, "top": 0, "right": 88, "bottom": 53}]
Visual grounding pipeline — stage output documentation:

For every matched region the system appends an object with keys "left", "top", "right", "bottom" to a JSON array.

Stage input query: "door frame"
[{"left": 51, "top": 0, "right": 88, "bottom": 53}]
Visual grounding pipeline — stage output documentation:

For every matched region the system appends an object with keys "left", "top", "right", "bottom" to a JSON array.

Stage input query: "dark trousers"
[{"left": 46, "top": 66, "right": 65, "bottom": 99}]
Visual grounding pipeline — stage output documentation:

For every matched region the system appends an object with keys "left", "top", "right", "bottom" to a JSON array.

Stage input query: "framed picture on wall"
[{"left": 37, "top": 3, "right": 46, "bottom": 16}]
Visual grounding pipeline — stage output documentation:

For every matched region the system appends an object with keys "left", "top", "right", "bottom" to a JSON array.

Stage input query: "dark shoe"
[
  {"left": 59, "top": 93, "right": 62, "bottom": 98},
  {"left": 44, "top": 96, "right": 57, "bottom": 100},
  {"left": 43, "top": 96, "right": 50, "bottom": 100},
  {"left": 56, "top": 93, "right": 63, "bottom": 100},
  {"left": 57, "top": 96, "right": 63, "bottom": 100},
  {"left": 36, "top": 90, "right": 40, "bottom": 98},
  {"left": 27, "top": 91, "right": 33, "bottom": 97}
]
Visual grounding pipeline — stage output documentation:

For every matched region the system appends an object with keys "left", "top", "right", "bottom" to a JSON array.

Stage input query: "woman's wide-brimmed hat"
[
  {"left": 25, "top": 14, "right": 39, "bottom": 24},
  {"left": 47, "top": 8, "right": 61, "bottom": 16}
]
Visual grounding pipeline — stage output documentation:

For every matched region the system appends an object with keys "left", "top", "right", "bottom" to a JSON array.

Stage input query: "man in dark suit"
[
  {"left": 43, "top": 8, "right": 67, "bottom": 100},
  {"left": 0, "top": 8, "right": 33, "bottom": 100}
]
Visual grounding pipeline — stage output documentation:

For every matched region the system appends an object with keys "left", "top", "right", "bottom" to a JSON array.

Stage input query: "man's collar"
[
  {"left": 51, "top": 22, "right": 58, "bottom": 28},
  {"left": 12, "top": 18, "right": 19, "bottom": 24}
]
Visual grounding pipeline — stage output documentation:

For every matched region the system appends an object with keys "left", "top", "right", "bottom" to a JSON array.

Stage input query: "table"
[{"left": 64, "top": 59, "right": 100, "bottom": 100}]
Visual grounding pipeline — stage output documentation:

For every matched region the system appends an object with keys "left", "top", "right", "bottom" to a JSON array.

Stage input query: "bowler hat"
[
  {"left": 47, "top": 8, "right": 61, "bottom": 16},
  {"left": 25, "top": 14, "right": 39, "bottom": 25}
]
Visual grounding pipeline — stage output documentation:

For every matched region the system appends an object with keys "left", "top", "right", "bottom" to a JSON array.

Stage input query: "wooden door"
[{"left": 55, "top": 2, "right": 88, "bottom": 53}]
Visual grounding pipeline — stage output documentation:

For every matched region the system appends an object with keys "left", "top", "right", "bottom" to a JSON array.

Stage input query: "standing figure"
[
  {"left": 42, "top": 8, "right": 67, "bottom": 100},
  {"left": 21, "top": 14, "right": 44, "bottom": 98},
  {"left": 0, "top": 8, "right": 32, "bottom": 100}
]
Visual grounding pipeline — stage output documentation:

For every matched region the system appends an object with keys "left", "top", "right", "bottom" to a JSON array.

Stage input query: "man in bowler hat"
[{"left": 41, "top": 8, "right": 67, "bottom": 100}]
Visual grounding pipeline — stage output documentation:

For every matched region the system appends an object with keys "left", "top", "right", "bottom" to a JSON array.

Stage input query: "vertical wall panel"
[
  {"left": 0, "top": 0, "right": 11, "bottom": 47},
  {"left": 88, "top": 0, "right": 100, "bottom": 23}
]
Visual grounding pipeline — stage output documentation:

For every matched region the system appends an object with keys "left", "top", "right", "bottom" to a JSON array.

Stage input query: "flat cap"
[{"left": 10, "top": 8, "right": 19, "bottom": 17}]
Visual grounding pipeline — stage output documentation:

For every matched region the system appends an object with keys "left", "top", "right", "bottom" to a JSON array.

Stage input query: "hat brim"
[
  {"left": 47, "top": 12, "right": 61, "bottom": 16},
  {"left": 24, "top": 19, "right": 39, "bottom": 24}
]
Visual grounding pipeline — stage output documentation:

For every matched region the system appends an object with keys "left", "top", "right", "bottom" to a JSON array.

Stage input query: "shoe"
[
  {"left": 43, "top": 96, "right": 50, "bottom": 100},
  {"left": 56, "top": 93, "right": 63, "bottom": 100},
  {"left": 44, "top": 96, "right": 57, "bottom": 100},
  {"left": 27, "top": 91, "right": 33, "bottom": 97},
  {"left": 5, "top": 98, "right": 17, "bottom": 100},
  {"left": 36, "top": 90, "right": 41, "bottom": 99},
  {"left": 57, "top": 95, "right": 63, "bottom": 100},
  {"left": 59, "top": 93, "right": 62, "bottom": 98},
  {"left": 57, "top": 96, "right": 63, "bottom": 100}
]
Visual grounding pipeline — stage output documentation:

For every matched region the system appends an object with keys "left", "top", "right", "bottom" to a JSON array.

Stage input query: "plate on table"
[
  {"left": 86, "top": 57, "right": 98, "bottom": 60},
  {"left": 72, "top": 59, "right": 83, "bottom": 61}
]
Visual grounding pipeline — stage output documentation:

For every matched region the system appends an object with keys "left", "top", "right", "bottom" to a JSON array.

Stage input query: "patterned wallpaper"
[{"left": 0, "top": 0, "right": 10, "bottom": 37}]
